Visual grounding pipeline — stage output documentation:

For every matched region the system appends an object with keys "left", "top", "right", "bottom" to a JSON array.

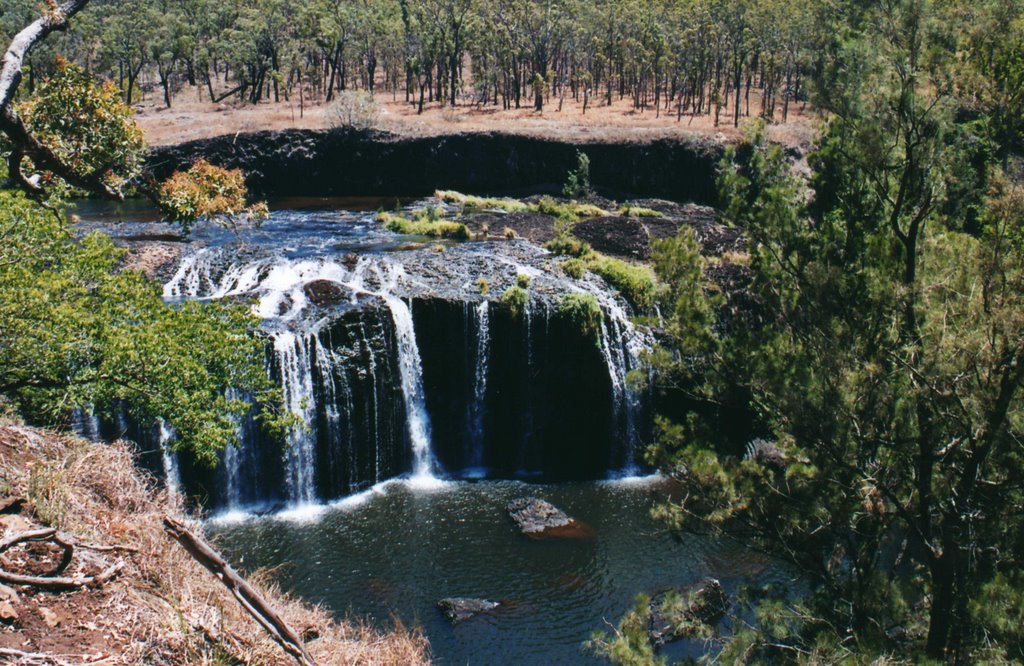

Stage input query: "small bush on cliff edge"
[
  {"left": 500, "top": 286, "right": 529, "bottom": 318},
  {"left": 557, "top": 293, "right": 604, "bottom": 343}
]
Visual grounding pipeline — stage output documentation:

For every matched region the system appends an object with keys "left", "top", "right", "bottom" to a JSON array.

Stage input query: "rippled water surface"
[{"left": 210, "top": 478, "right": 782, "bottom": 665}]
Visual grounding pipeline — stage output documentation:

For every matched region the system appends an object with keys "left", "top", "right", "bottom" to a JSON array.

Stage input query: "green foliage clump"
[
  {"left": 499, "top": 286, "right": 529, "bottom": 318},
  {"left": 589, "top": 255, "right": 657, "bottom": 310},
  {"left": 562, "top": 258, "right": 587, "bottom": 279},
  {"left": 0, "top": 190, "right": 287, "bottom": 465},
  {"left": 158, "top": 159, "right": 269, "bottom": 232},
  {"left": 436, "top": 190, "right": 530, "bottom": 213},
  {"left": 563, "top": 150, "right": 595, "bottom": 199},
  {"left": 476, "top": 277, "right": 490, "bottom": 295},
  {"left": 536, "top": 196, "right": 610, "bottom": 222},
  {"left": 642, "top": 6, "right": 1024, "bottom": 659},
  {"left": 516, "top": 273, "right": 532, "bottom": 289},
  {"left": 586, "top": 594, "right": 664, "bottom": 666},
  {"left": 544, "top": 234, "right": 593, "bottom": 258},
  {"left": 618, "top": 205, "right": 664, "bottom": 218},
  {"left": 557, "top": 293, "right": 603, "bottom": 343},
  {"left": 18, "top": 59, "right": 145, "bottom": 193},
  {"left": 379, "top": 211, "right": 470, "bottom": 239}
]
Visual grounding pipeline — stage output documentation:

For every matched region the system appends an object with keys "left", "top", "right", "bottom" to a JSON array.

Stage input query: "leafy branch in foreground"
[{"left": 0, "top": 189, "right": 288, "bottom": 465}]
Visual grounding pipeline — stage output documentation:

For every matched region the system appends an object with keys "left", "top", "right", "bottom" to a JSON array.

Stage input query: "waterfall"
[
  {"left": 276, "top": 331, "right": 319, "bottom": 504},
  {"left": 590, "top": 287, "right": 650, "bottom": 473},
  {"left": 155, "top": 239, "right": 655, "bottom": 506},
  {"left": 159, "top": 421, "right": 181, "bottom": 500},
  {"left": 469, "top": 301, "right": 490, "bottom": 468},
  {"left": 359, "top": 320, "right": 383, "bottom": 482},
  {"left": 71, "top": 407, "right": 102, "bottom": 442},
  {"left": 381, "top": 292, "right": 438, "bottom": 482}
]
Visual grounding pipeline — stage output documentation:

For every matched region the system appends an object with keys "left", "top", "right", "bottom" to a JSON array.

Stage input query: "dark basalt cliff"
[{"left": 147, "top": 129, "right": 724, "bottom": 204}]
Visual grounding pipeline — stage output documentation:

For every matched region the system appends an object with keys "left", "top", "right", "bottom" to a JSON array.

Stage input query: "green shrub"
[
  {"left": 499, "top": 286, "right": 529, "bottom": 318},
  {"left": 589, "top": 254, "right": 657, "bottom": 310},
  {"left": 436, "top": 190, "right": 531, "bottom": 213},
  {"left": 328, "top": 90, "right": 380, "bottom": 130},
  {"left": 476, "top": 277, "right": 491, "bottom": 295},
  {"left": 535, "top": 196, "right": 610, "bottom": 222},
  {"left": 545, "top": 234, "right": 593, "bottom": 258},
  {"left": 563, "top": 150, "right": 594, "bottom": 199},
  {"left": 562, "top": 258, "right": 587, "bottom": 279},
  {"left": 411, "top": 206, "right": 444, "bottom": 222},
  {"left": 557, "top": 293, "right": 603, "bottom": 342},
  {"left": 517, "top": 273, "right": 532, "bottom": 289},
  {"left": 618, "top": 205, "right": 664, "bottom": 218},
  {"left": 382, "top": 214, "right": 469, "bottom": 239}
]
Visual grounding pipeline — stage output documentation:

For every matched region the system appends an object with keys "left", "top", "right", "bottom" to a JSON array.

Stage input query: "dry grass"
[
  {"left": 135, "top": 84, "right": 817, "bottom": 149},
  {"left": 0, "top": 420, "right": 430, "bottom": 665}
]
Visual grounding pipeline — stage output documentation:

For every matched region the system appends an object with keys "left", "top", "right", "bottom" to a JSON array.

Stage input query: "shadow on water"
[{"left": 209, "top": 478, "right": 790, "bottom": 665}]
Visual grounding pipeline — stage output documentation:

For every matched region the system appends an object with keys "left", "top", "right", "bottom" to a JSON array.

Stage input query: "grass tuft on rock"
[
  {"left": 435, "top": 190, "right": 531, "bottom": 213},
  {"left": 618, "top": 205, "right": 665, "bottom": 218},
  {"left": 378, "top": 211, "right": 470, "bottom": 239},
  {"left": 589, "top": 254, "right": 657, "bottom": 310},
  {"left": 558, "top": 293, "right": 604, "bottom": 343},
  {"left": 499, "top": 286, "right": 529, "bottom": 318}
]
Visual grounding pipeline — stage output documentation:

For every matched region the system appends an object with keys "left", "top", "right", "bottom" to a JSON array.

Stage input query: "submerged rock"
[
  {"left": 649, "top": 578, "right": 729, "bottom": 646},
  {"left": 437, "top": 597, "right": 500, "bottom": 625},
  {"left": 506, "top": 497, "right": 592, "bottom": 538}
]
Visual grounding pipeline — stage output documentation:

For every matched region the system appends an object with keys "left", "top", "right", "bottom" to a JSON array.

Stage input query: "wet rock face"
[
  {"left": 437, "top": 598, "right": 500, "bottom": 625},
  {"left": 148, "top": 129, "right": 723, "bottom": 204},
  {"left": 303, "top": 279, "right": 348, "bottom": 307}
]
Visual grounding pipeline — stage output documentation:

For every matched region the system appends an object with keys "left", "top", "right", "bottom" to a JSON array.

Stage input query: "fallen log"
[{"left": 162, "top": 516, "right": 318, "bottom": 666}]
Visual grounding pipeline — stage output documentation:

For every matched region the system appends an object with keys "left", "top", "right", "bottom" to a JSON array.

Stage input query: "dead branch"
[
  {"left": 0, "top": 646, "right": 72, "bottom": 665},
  {"left": 0, "top": 646, "right": 109, "bottom": 665},
  {"left": 162, "top": 516, "right": 318, "bottom": 666},
  {"left": 0, "top": 559, "right": 123, "bottom": 589},
  {"left": 0, "top": 527, "right": 56, "bottom": 552}
]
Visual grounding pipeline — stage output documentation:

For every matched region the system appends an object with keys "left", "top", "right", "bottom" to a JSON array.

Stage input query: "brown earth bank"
[
  {"left": 0, "top": 418, "right": 429, "bottom": 665},
  {"left": 147, "top": 128, "right": 727, "bottom": 204}
]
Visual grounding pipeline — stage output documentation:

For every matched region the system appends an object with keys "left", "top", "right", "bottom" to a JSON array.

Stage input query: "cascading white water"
[
  {"left": 589, "top": 287, "right": 651, "bottom": 472},
  {"left": 276, "top": 331, "right": 319, "bottom": 504},
  {"left": 358, "top": 320, "right": 383, "bottom": 482},
  {"left": 71, "top": 407, "right": 102, "bottom": 442},
  {"left": 469, "top": 301, "right": 490, "bottom": 467},
  {"left": 158, "top": 420, "right": 182, "bottom": 500},
  {"left": 381, "top": 291, "right": 438, "bottom": 482}
]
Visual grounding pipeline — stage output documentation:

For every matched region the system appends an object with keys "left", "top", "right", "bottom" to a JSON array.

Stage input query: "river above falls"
[{"left": 208, "top": 477, "right": 784, "bottom": 665}]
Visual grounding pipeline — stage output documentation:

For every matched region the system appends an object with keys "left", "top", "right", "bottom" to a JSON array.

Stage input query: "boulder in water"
[
  {"left": 303, "top": 279, "right": 348, "bottom": 307},
  {"left": 506, "top": 497, "right": 591, "bottom": 538},
  {"left": 437, "top": 597, "right": 500, "bottom": 625},
  {"left": 649, "top": 578, "right": 729, "bottom": 646}
]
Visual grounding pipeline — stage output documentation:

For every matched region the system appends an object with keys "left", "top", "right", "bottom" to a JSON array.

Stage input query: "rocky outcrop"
[
  {"left": 147, "top": 129, "right": 723, "bottom": 204},
  {"left": 436, "top": 598, "right": 500, "bottom": 625},
  {"left": 506, "top": 497, "right": 592, "bottom": 538}
]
